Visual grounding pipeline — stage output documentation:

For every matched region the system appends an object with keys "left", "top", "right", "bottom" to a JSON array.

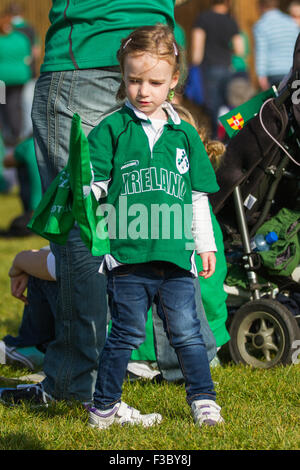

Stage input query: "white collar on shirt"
[{"left": 125, "top": 99, "right": 181, "bottom": 125}]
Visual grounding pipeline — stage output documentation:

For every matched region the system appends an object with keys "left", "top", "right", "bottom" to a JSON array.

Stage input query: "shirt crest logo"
[{"left": 176, "top": 148, "right": 189, "bottom": 174}]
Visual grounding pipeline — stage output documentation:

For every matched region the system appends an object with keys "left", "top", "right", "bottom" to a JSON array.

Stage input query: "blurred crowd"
[
  {"left": 185, "top": 0, "right": 300, "bottom": 140},
  {"left": 0, "top": 2, "right": 41, "bottom": 236}
]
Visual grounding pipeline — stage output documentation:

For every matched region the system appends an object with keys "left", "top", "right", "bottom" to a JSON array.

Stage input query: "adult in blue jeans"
[{"left": 0, "top": 0, "right": 216, "bottom": 406}]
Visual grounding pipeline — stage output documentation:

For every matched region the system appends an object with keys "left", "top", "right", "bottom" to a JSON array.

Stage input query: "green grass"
[{"left": 0, "top": 192, "right": 299, "bottom": 451}]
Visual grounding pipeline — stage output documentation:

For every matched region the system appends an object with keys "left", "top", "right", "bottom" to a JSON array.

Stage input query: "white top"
[{"left": 47, "top": 251, "right": 56, "bottom": 280}]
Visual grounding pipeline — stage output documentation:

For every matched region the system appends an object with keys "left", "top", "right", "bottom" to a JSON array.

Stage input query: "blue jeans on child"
[
  {"left": 93, "top": 262, "right": 216, "bottom": 409},
  {"left": 152, "top": 278, "right": 216, "bottom": 382}
]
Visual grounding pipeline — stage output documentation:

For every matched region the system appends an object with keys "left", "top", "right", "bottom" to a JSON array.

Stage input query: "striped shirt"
[{"left": 253, "top": 9, "right": 299, "bottom": 77}]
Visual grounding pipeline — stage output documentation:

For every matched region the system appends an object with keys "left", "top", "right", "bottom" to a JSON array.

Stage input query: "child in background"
[
  {"left": 173, "top": 104, "right": 230, "bottom": 351},
  {"left": 87, "top": 24, "right": 224, "bottom": 429}
]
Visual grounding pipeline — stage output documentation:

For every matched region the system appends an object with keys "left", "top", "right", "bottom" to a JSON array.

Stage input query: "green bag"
[
  {"left": 256, "top": 208, "right": 300, "bottom": 277},
  {"left": 28, "top": 113, "right": 110, "bottom": 256}
]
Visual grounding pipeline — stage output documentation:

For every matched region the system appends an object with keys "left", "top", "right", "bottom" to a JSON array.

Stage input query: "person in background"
[
  {"left": 0, "top": 130, "right": 10, "bottom": 193},
  {"left": 4, "top": 2, "right": 41, "bottom": 139},
  {"left": 0, "top": 12, "right": 32, "bottom": 146},
  {"left": 288, "top": 0, "right": 300, "bottom": 28},
  {"left": 0, "top": 248, "right": 157, "bottom": 376},
  {"left": 253, "top": 0, "right": 299, "bottom": 91},
  {"left": 191, "top": 0, "right": 244, "bottom": 138},
  {"left": 231, "top": 30, "right": 250, "bottom": 79},
  {"left": 0, "top": 248, "right": 56, "bottom": 371},
  {"left": 153, "top": 104, "right": 230, "bottom": 379},
  {"left": 1, "top": 137, "right": 42, "bottom": 237}
]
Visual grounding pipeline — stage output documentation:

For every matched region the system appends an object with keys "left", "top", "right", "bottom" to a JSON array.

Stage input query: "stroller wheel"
[{"left": 228, "top": 299, "right": 300, "bottom": 369}]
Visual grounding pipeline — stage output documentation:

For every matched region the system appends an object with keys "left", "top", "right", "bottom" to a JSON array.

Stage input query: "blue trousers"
[
  {"left": 93, "top": 262, "right": 216, "bottom": 409},
  {"left": 3, "top": 276, "right": 56, "bottom": 350},
  {"left": 202, "top": 65, "right": 232, "bottom": 138}
]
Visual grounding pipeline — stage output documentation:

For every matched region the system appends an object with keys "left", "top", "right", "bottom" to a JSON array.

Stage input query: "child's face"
[{"left": 123, "top": 52, "right": 179, "bottom": 119}]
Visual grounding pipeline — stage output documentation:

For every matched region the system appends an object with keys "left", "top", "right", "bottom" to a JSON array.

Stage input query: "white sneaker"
[
  {"left": 191, "top": 399, "right": 224, "bottom": 427},
  {"left": 88, "top": 401, "right": 162, "bottom": 429}
]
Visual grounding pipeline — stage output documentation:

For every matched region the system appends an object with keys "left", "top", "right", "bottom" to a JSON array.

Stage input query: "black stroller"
[{"left": 209, "top": 34, "right": 300, "bottom": 369}]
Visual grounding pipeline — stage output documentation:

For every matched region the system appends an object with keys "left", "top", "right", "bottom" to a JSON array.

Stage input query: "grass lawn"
[{"left": 0, "top": 191, "right": 299, "bottom": 452}]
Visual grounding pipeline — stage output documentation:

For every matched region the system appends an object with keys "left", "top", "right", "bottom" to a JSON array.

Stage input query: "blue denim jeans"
[
  {"left": 93, "top": 262, "right": 216, "bottom": 409},
  {"left": 152, "top": 277, "right": 216, "bottom": 382},
  {"left": 202, "top": 65, "right": 232, "bottom": 138},
  {"left": 31, "top": 69, "right": 121, "bottom": 402},
  {"left": 3, "top": 276, "right": 57, "bottom": 350}
]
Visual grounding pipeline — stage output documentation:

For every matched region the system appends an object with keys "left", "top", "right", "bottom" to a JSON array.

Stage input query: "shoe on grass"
[
  {"left": 0, "top": 383, "right": 54, "bottom": 407},
  {"left": 88, "top": 401, "right": 162, "bottom": 429},
  {"left": 0, "top": 340, "right": 36, "bottom": 370},
  {"left": 191, "top": 399, "right": 224, "bottom": 427}
]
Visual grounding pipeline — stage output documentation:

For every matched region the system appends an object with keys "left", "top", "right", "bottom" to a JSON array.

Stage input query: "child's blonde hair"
[
  {"left": 172, "top": 104, "right": 225, "bottom": 170},
  {"left": 116, "top": 24, "right": 184, "bottom": 101}
]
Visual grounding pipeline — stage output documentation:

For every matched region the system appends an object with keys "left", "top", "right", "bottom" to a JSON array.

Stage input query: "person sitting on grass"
[
  {"left": 0, "top": 247, "right": 158, "bottom": 379},
  {"left": 0, "top": 247, "right": 56, "bottom": 371}
]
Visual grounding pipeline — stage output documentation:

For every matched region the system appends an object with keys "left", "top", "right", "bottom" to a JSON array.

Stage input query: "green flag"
[
  {"left": 68, "top": 113, "right": 110, "bottom": 256},
  {"left": 28, "top": 114, "right": 110, "bottom": 256},
  {"left": 27, "top": 166, "right": 75, "bottom": 244},
  {"left": 219, "top": 87, "right": 277, "bottom": 138}
]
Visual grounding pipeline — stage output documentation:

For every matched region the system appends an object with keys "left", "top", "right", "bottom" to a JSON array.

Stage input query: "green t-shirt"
[
  {"left": 0, "top": 30, "right": 32, "bottom": 85},
  {"left": 41, "top": 0, "right": 176, "bottom": 72},
  {"left": 88, "top": 105, "right": 219, "bottom": 272},
  {"left": 14, "top": 137, "right": 42, "bottom": 211},
  {"left": 231, "top": 31, "right": 250, "bottom": 73}
]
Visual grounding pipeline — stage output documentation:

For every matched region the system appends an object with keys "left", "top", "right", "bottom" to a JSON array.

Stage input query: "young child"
[{"left": 87, "top": 24, "right": 224, "bottom": 428}]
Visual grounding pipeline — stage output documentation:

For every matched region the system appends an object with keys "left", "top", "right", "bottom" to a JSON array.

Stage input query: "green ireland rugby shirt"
[{"left": 88, "top": 105, "right": 219, "bottom": 272}]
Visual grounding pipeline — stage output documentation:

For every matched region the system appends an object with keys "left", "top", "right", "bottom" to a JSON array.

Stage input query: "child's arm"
[
  {"left": 9, "top": 249, "right": 55, "bottom": 304},
  {"left": 9, "top": 249, "right": 55, "bottom": 281},
  {"left": 192, "top": 191, "right": 216, "bottom": 279}
]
